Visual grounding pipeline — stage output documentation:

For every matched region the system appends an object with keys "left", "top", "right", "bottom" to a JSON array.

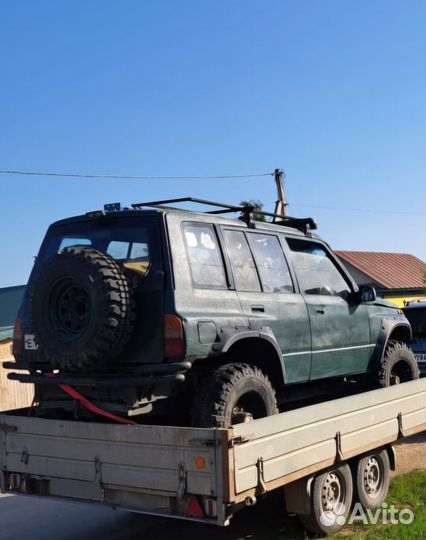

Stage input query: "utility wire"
[
  {"left": 0, "top": 169, "right": 422, "bottom": 216},
  {"left": 0, "top": 169, "right": 273, "bottom": 180}
]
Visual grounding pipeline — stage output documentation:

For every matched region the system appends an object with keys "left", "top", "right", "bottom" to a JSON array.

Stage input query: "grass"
[{"left": 329, "top": 470, "right": 426, "bottom": 540}]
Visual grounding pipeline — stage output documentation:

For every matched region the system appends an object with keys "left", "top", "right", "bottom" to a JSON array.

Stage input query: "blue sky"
[{"left": 0, "top": 0, "right": 424, "bottom": 287}]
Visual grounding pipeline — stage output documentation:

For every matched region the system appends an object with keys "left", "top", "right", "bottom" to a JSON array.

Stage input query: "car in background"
[{"left": 403, "top": 300, "right": 426, "bottom": 376}]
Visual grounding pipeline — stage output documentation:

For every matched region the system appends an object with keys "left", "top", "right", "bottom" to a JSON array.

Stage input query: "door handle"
[
  {"left": 251, "top": 305, "right": 265, "bottom": 313},
  {"left": 315, "top": 307, "right": 325, "bottom": 314}
]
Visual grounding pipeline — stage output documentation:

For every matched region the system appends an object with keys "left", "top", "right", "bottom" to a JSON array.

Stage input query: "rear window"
[
  {"left": 42, "top": 216, "right": 162, "bottom": 272},
  {"left": 403, "top": 307, "right": 426, "bottom": 337}
]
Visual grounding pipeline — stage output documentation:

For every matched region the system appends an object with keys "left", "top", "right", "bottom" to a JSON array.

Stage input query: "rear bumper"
[{"left": 5, "top": 361, "right": 191, "bottom": 387}]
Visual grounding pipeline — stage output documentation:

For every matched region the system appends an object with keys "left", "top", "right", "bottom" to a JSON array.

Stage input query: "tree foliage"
[{"left": 239, "top": 199, "right": 266, "bottom": 222}]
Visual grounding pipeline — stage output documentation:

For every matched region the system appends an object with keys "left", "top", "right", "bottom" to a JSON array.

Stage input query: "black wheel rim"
[
  {"left": 390, "top": 361, "right": 412, "bottom": 385},
  {"left": 231, "top": 391, "right": 268, "bottom": 425},
  {"left": 48, "top": 278, "right": 91, "bottom": 340}
]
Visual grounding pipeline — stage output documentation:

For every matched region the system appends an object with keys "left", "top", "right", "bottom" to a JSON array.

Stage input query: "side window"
[
  {"left": 286, "top": 238, "right": 351, "bottom": 296},
  {"left": 223, "top": 230, "right": 261, "bottom": 292},
  {"left": 183, "top": 223, "right": 227, "bottom": 289},
  {"left": 246, "top": 233, "right": 294, "bottom": 293}
]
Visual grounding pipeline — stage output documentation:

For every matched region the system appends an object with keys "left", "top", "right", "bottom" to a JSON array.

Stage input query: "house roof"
[{"left": 335, "top": 252, "right": 426, "bottom": 290}]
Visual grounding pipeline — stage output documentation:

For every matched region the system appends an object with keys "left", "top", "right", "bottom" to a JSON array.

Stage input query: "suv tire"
[
  {"left": 30, "top": 247, "right": 134, "bottom": 372},
  {"left": 191, "top": 363, "right": 278, "bottom": 428},
  {"left": 378, "top": 340, "right": 419, "bottom": 387}
]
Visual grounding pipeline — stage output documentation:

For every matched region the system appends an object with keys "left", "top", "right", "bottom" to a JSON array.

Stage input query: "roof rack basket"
[{"left": 132, "top": 197, "right": 317, "bottom": 233}]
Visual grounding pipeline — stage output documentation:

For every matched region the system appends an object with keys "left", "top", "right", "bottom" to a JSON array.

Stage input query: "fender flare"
[
  {"left": 211, "top": 326, "right": 285, "bottom": 380},
  {"left": 372, "top": 316, "right": 412, "bottom": 365}
]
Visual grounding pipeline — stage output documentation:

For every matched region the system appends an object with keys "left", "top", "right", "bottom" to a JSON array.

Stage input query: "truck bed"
[{"left": 0, "top": 379, "right": 425, "bottom": 526}]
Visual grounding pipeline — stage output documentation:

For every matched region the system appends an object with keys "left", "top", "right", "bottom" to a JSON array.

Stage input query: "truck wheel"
[
  {"left": 378, "top": 340, "right": 419, "bottom": 387},
  {"left": 191, "top": 363, "right": 278, "bottom": 428},
  {"left": 30, "top": 247, "right": 134, "bottom": 372},
  {"left": 353, "top": 449, "right": 390, "bottom": 509},
  {"left": 298, "top": 463, "right": 353, "bottom": 536}
]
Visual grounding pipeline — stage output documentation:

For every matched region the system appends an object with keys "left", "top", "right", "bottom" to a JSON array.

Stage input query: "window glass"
[
  {"left": 223, "top": 230, "right": 260, "bottom": 292},
  {"left": 106, "top": 240, "right": 150, "bottom": 261},
  {"left": 246, "top": 233, "right": 294, "bottom": 293},
  {"left": 287, "top": 238, "right": 351, "bottom": 296},
  {"left": 59, "top": 238, "right": 92, "bottom": 250},
  {"left": 130, "top": 242, "right": 149, "bottom": 260},
  {"left": 183, "top": 224, "right": 227, "bottom": 289},
  {"left": 107, "top": 240, "right": 129, "bottom": 259},
  {"left": 47, "top": 218, "right": 159, "bottom": 281}
]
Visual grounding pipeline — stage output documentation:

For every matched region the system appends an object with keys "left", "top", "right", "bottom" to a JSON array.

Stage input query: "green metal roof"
[
  {"left": 0, "top": 285, "right": 25, "bottom": 341},
  {"left": 0, "top": 326, "right": 13, "bottom": 341}
]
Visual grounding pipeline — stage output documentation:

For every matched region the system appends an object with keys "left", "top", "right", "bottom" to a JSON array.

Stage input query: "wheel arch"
[
  {"left": 387, "top": 324, "right": 411, "bottom": 344},
  {"left": 211, "top": 327, "right": 285, "bottom": 386},
  {"left": 348, "top": 444, "right": 396, "bottom": 472},
  {"left": 370, "top": 317, "right": 412, "bottom": 369}
]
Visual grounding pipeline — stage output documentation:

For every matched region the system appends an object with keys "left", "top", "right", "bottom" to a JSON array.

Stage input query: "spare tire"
[{"left": 30, "top": 247, "right": 134, "bottom": 372}]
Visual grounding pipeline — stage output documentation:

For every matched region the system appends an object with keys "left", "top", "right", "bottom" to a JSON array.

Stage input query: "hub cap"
[
  {"left": 363, "top": 456, "right": 382, "bottom": 497},
  {"left": 321, "top": 472, "right": 344, "bottom": 512}
]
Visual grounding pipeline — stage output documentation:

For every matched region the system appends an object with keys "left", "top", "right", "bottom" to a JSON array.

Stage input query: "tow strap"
[{"left": 43, "top": 374, "right": 137, "bottom": 425}]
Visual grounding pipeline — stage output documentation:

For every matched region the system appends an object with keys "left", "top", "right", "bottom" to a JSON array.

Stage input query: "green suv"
[{"left": 9, "top": 198, "right": 419, "bottom": 426}]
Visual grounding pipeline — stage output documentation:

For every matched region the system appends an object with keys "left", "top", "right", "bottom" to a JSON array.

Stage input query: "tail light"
[
  {"left": 12, "top": 318, "right": 23, "bottom": 357},
  {"left": 164, "top": 314, "right": 185, "bottom": 359}
]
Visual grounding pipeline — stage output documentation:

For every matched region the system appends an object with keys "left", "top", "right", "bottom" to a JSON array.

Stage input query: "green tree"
[{"left": 239, "top": 199, "right": 266, "bottom": 222}]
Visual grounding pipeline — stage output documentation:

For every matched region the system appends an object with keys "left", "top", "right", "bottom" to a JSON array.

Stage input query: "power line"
[
  {"left": 0, "top": 168, "right": 422, "bottom": 216},
  {"left": 0, "top": 169, "right": 273, "bottom": 180}
]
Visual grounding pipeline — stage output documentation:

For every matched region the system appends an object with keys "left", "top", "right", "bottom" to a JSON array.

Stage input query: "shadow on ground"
[{"left": 0, "top": 491, "right": 305, "bottom": 540}]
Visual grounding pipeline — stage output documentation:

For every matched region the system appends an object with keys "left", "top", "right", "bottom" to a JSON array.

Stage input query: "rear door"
[
  {"left": 285, "top": 237, "right": 372, "bottom": 380},
  {"left": 168, "top": 216, "right": 244, "bottom": 361},
  {"left": 221, "top": 228, "right": 311, "bottom": 383}
]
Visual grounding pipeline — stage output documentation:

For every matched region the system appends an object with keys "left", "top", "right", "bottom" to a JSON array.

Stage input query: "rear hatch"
[{"left": 17, "top": 212, "right": 167, "bottom": 370}]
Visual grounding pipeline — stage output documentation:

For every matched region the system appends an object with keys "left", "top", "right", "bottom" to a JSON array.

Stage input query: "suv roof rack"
[{"left": 131, "top": 197, "right": 317, "bottom": 233}]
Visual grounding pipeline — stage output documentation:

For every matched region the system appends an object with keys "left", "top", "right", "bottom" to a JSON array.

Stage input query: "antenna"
[{"left": 273, "top": 168, "right": 289, "bottom": 220}]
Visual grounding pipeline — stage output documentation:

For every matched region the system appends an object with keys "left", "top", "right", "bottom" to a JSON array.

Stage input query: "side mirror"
[{"left": 358, "top": 285, "right": 377, "bottom": 303}]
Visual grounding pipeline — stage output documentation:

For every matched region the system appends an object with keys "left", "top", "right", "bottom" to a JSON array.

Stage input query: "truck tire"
[
  {"left": 191, "top": 363, "right": 278, "bottom": 428},
  {"left": 353, "top": 449, "right": 390, "bottom": 509},
  {"left": 378, "top": 340, "right": 419, "bottom": 387},
  {"left": 298, "top": 463, "right": 353, "bottom": 536},
  {"left": 30, "top": 247, "right": 134, "bottom": 372}
]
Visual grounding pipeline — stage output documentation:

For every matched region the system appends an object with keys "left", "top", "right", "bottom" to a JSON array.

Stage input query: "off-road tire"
[
  {"left": 353, "top": 449, "right": 390, "bottom": 509},
  {"left": 191, "top": 363, "right": 278, "bottom": 428},
  {"left": 30, "top": 247, "right": 135, "bottom": 372},
  {"left": 378, "top": 340, "right": 419, "bottom": 387},
  {"left": 298, "top": 463, "right": 353, "bottom": 536}
]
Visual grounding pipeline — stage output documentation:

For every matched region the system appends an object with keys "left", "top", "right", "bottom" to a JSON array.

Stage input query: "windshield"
[{"left": 41, "top": 216, "right": 162, "bottom": 276}]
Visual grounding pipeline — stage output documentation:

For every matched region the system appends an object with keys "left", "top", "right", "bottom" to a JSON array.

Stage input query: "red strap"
[{"left": 58, "top": 384, "right": 137, "bottom": 425}]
